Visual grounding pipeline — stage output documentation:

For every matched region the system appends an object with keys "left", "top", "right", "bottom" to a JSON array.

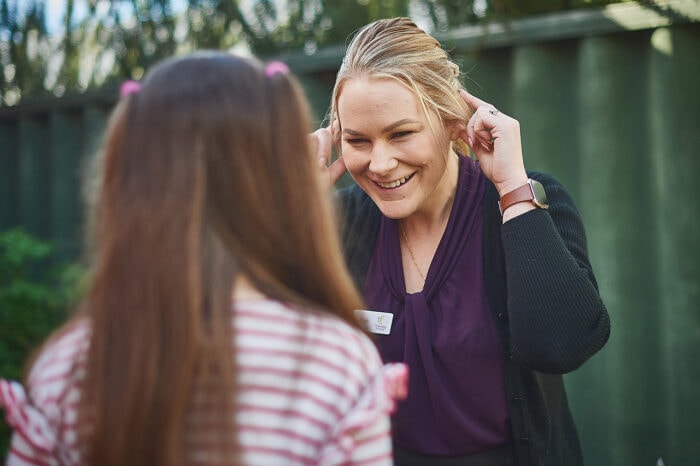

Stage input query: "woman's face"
[{"left": 337, "top": 76, "right": 458, "bottom": 220}]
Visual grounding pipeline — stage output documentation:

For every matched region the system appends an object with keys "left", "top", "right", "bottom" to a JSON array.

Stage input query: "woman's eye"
[
  {"left": 392, "top": 131, "right": 413, "bottom": 139},
  {"left": 345, "top": 138, "right": 368, "bottom": 145}
]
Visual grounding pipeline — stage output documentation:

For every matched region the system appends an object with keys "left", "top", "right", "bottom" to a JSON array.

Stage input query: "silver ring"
[{"left": 488, "top": 108, "right": 499, "bottom": 116}]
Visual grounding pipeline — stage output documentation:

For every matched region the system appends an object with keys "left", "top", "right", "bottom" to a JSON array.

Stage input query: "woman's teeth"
[{"left": 378, "top": 175, "right": 410, "bottom": 189}]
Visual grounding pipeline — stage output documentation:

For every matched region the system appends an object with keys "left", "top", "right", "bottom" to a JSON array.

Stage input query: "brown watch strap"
[{"left": 498, "top": 182, "right": 533, "bottom": 215}]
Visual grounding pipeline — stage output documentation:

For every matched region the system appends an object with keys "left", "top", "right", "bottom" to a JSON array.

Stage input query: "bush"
[{"left": 0, "top": 228, "right": 84, "bottom": 458}]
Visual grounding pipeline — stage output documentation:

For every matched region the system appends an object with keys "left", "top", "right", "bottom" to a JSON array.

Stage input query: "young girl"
[{"left": 0, "top": 52, "right": 406, "bottom": 466}]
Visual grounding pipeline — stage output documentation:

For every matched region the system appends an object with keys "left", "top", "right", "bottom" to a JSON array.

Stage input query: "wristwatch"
[{"left": 498, "top": 178, "right": 549, "bottom": 215}]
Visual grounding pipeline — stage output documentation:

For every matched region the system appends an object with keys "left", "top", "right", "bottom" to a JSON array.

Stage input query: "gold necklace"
[{"left": 400, "top": 224, "right": 426, "bottom": 284}]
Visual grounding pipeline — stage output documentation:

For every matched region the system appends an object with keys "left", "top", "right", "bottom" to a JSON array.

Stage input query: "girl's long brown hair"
[{"left": 35, "top": 52, "right": 363, "bottom": 466}]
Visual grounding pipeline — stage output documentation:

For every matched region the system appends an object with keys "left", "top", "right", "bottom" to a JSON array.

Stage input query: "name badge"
[{"left": 354, "top": 310, "right": 394, "bottom": 335}]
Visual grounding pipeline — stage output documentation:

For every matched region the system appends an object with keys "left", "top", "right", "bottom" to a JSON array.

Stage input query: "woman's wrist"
[
  {"left": 501, "top": 201, "right": 535, "bottom": 223},
  {"left": 495, "top": 175, "right": 528, "bottom": 198}
]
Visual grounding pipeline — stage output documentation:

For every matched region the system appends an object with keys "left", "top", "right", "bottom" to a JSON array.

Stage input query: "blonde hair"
[{"left": 329, "top": 17, "right": 472, "bottom": 156}]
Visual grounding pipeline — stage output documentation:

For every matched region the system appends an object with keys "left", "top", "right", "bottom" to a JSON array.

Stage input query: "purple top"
[{"left": 363, "top": 156, "right": 510, "bottom": 455}]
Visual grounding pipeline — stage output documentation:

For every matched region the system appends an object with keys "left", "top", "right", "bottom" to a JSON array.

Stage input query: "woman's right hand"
[{"left": 310, "top": 127, "right": 347, "bottom": 189}]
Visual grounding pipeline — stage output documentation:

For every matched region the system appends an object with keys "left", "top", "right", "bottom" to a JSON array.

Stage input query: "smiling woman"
[{"left": 313, "top": 16, "right": 610, "bottom": 466}]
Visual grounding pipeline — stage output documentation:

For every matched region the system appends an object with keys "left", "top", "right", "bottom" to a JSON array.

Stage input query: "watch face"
[{"left": 531, "top": 179, "right": 549, "bottom": 209}]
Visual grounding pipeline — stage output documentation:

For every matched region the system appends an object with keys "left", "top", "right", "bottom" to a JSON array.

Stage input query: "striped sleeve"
[
  {"left": 1, "top": 323, "right": 88, "bottom": 466},
  {"left": 317, "top": 356, "right": 409, "bottom": 465},
  {"left": 0, "top": 379, "right": 58, "bottom": 466}
]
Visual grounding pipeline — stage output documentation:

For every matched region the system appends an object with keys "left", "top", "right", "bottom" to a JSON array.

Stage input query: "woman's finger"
[
  {"left": 310, "top": 127, "right": 332, "bottom": 166},
  {"left": 460, "top": 89, "right": 492, "bottom": 113},
  {"left": 327, "top": 157, "right": 347, "bottom": 186}
]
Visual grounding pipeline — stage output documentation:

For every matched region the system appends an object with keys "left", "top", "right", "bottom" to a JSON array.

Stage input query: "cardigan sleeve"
[{"left": 500, "top": 172, "right": 610, "bottom": 374}]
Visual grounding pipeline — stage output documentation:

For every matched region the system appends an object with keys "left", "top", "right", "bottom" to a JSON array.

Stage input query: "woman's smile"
[{"left": 375, "top": 173, "right": 414, "bottom": 189}]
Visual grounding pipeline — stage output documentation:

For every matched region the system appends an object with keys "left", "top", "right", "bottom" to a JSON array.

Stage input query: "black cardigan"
[{"left": 335, "top": 171, "right": 610, "bottom": 466}]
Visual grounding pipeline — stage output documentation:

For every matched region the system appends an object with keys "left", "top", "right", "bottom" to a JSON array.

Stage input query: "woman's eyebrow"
[
  {"left": 382, "top": 119, "right": 420, "bottom": 133},
  {"left": 343, "top": 119, "right": 420, "bottom": 136}
]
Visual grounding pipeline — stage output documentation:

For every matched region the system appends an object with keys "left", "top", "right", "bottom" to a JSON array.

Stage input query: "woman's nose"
[{"left": 369, "top": 145, "right": 399, "bottom": 176}]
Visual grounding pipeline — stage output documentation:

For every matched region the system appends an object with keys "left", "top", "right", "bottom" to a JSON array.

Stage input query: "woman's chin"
[{"left": 373, "top": 198, "right": 416, "bottom": 220}]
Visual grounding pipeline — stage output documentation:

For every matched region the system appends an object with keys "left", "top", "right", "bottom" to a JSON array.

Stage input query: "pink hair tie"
[
  {"left": 264, "top": 61, "right": 289, "bottom": 78},
  {"left": 120, "top": 80, "right": 141, "bottom": 97}
]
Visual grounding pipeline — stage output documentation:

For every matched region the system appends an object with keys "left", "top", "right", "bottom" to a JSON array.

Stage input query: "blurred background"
[{"left": 1, "top": 0, "right": 699, "bottom": 464}]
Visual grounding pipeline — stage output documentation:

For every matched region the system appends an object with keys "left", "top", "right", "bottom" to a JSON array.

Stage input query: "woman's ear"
[
  {"left": 446, "top": 120, "right": 471, "bottom": 156},
  {"left": 447, "top": 120, "right": 466, "bottom": 142}
]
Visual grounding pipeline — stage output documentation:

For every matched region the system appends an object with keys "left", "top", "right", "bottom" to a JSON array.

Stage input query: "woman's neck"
[
  {"left": 404, "top": 150, "right": 460, "bottom": 235},
  {"left": 399, "top": 151, "right": 461, "bottom": 294}
]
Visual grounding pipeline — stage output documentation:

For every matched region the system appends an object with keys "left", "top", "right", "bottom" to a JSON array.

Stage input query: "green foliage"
[
  {"left": 0, "top": 0, "right": 51, "bottom": 104},
  {"left": 419, "top": 0, "right": 630, "bottom": 31},
  {"left": 238, "top": 0, "right": 411, "bottom": 56},
  {"left": 0, "top": 0, "right": 632, "bottom": 104},
  {"left": 0, "top": 228, "right": 84, "bottom": 456}
]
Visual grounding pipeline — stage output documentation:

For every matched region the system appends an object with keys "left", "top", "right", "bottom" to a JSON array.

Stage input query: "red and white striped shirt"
[{"left": 0, "top": 298, "right": 407, "bottom": 465}]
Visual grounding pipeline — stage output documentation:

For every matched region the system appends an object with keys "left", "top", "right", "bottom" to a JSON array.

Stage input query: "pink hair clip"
[
  {"left": 264, "top": 61, "right": 289, "bottom": 78},
  {"left": 120, "top": 80, "right": 141, "bottom": 97}
]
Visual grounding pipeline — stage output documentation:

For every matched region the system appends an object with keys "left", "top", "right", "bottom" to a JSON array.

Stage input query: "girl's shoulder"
[
  {"left": 234, "top": 298, "right": 382, "bottom": 376},
  {"left": 28, "top": 320, "right": 90, "bottom": 373},
  {"left": 26, "top": 320, "right": 90, "bottom": 405}
]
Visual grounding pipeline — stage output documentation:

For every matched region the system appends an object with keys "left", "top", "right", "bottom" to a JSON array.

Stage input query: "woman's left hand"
[
  {"left": 459, "top": 90, "right": 528, "bottom": 197},
  {"left": 309, "top": 127, "right": 347, "bottom": 190}
]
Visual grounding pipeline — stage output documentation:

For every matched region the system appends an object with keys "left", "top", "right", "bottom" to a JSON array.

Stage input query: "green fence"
[
  {"left": 1, "top": 1, "right": 699, "bottom": 464},
  {"left": 0, "top": 93, "right": 115, "bottom": 264}
]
